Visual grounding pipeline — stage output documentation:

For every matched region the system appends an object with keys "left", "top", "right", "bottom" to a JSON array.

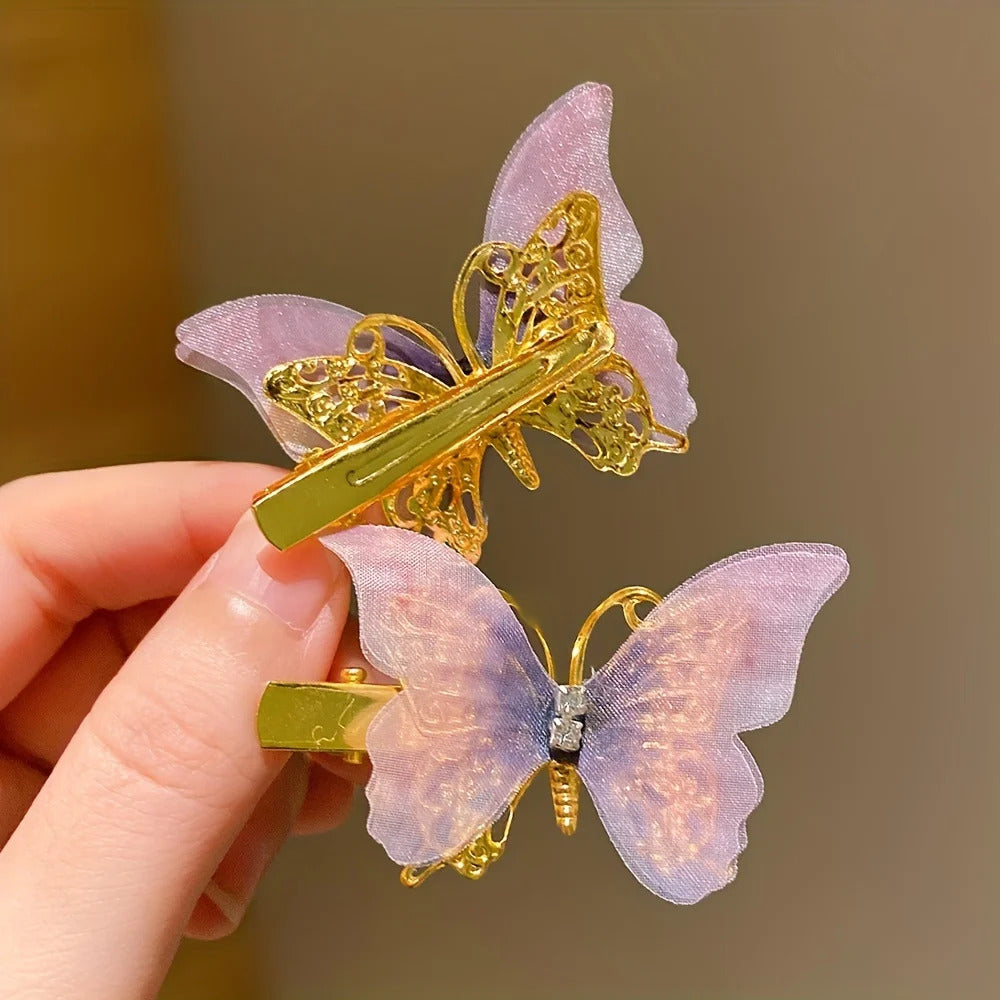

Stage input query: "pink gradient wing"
[
  {"left": 481, "top": 82, "right": 696, "bottom": 436},
  {"left": 323, "top": 527, "right": 555, "bottom": 867},
  {"left": 177, "top": 294, "right": 362, "bottom": 460},
  {"left": 578, "top": 544, "right": 848, "bottom": 903}
]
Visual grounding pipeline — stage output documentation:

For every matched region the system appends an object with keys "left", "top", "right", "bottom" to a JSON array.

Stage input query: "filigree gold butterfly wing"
[{"left": 462, "top": 192, "right": 684, "bottom": 475}]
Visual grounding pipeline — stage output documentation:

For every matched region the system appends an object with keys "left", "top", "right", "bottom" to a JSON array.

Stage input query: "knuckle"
[
  {"left": 0, "top": 473, "right": 91, "bottom": 629},
  {"left": 0, "top": 472, "right": 60, "bottom": 523},
  {"left": 0, "top": 472, "right": 40, "bottom": 509}
]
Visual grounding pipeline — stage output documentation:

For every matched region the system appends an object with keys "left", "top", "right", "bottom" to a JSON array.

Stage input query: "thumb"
[{"left": 0, "top": 514, "right": 349, "bottom": 1000}]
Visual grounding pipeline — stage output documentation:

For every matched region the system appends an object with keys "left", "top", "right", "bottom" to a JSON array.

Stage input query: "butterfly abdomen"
[{"left": 548, "top": 760, "right": 580, "bottom": 836}]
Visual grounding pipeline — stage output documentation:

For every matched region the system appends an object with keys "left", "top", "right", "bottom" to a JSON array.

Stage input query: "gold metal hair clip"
[
  {"left": 257, "top": 584, "right": 661, "bottom": 886},
  {"left": 250, "top": 193, "right": 686, "bottom": 559},
  {"left": 178, "top": 85, "right": 695, "bottom": 561},
  {"left": 256, "top": 526, "right": 847, "bottom": 903}
]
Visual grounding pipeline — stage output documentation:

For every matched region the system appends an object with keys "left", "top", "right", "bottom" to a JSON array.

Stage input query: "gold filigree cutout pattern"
[
  {"left": 455, "top": 192, "right": 608, "bottom": 367},
  {"left": 382, "top": 443, "right": 488, "bottom": 564},
  {"left": 399, "top": 784, "right": 530, "bottom": 887},
  {"left": 255, "top": 190, "right": 686, "bottom": 559},
  {"left": 523, "top": 355, "right": 671, "bottom": 474},
  {"left": 264, "top": 324, "right": 448, "bottom": 447}
]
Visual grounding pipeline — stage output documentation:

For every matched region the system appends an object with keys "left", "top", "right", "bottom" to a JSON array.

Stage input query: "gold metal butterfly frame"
[{"left": 252, "top": 192, "right": 687, "bottom": 561}]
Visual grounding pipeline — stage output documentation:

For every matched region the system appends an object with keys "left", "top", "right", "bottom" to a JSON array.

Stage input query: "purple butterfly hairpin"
[
  {"left": 257, "top": 527, "right": 848, "bottom": 903},
  {"left": 176, "top": 83, "right": 695, "bottom": 562}
]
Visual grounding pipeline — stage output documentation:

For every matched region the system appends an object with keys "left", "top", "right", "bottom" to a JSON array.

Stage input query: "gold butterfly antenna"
[
  {"left": 256, "top": 584, "right": 662, "bottom": 887},
  {"left": 251, "top": 192, "right": 688, "bottom": 561}
]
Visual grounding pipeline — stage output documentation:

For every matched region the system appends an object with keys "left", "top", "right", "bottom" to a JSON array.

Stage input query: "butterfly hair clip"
[
  {"left": 258, "top": 527, "right": 848, "bottom": 903},
  {"left": 177, "top": 83, "right": 695, "bottom": 561}
]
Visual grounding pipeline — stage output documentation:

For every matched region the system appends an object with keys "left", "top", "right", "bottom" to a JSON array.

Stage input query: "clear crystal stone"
[
  {"left": 549, "top": 717, "right": 584, "bottom": 752},
  {"left": 555, "top": 684, "right": 587, "bottom": 718}
]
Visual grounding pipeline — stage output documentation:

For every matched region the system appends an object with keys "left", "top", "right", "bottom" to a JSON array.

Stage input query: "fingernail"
[
  {"left": 202, "top": 513, "right": 338, "bottom": 631},
  {"left": 201, "top": 879, "right": 244, "bottom": 928},
  {"left": 202, "top": 757, "right": 309, "bottom": 932}
]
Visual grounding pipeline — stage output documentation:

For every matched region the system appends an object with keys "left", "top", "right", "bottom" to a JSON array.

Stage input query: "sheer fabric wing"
[
  {"left": 323, "top": 527, "right": 555, "bottom": 867},
  {"left": 176, "top": 295, "right": 363, "bottom": 460},
  {"left": 483, "top": 83, "right": 641, "bottom": 299},
  {"left": 176, "top": 294, "right": 453, "bottom": 460},
  {"left": 481, "top": 82, "right": 696, "bottom": 437},
  {"left": 578, "top": 544, "right": 848, "bottom": 903}
]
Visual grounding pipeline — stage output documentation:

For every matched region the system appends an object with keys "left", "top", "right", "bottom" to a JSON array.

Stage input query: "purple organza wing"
[
  {"left": 176, "top": 294, "right": 454, "bottom": 461},
  {"left": 484, "top": 82, "right": 642, "bottom": 300},
  {"left": 481, "top": 82, "right": 696, "bottom": 436},
  {"left": 578, "top": 544, "right": 848, "bottom": 903},
  {"left": 323, "top": 527, "right": 555, "bottom": 867},
  {"left": 177, "top": 294, "right": 363, "bottom": 460}
]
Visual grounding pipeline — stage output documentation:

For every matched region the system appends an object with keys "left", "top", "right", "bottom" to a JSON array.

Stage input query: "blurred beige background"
[{"left": 3, "top": 2, "right": 999, "bottom": 998}]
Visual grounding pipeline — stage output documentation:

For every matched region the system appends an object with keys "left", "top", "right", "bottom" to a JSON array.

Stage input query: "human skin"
[{"left": 0, "top": 462, "right": 372, "bottom": 999}]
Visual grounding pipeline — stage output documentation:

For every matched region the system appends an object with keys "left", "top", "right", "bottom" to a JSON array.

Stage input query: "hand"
[{"left": 0, "top": 462, "right": 368, "bottom": 999}]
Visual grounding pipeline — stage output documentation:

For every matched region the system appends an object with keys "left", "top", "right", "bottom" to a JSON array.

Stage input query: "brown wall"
[{"left": 3, "top": 3, "right": 998, "bottom": 998}]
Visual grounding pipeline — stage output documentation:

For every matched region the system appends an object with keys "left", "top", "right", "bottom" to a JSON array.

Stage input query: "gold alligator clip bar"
[
  {"left": 251, "top": 324, "right": 609, "bottom": 550},
  {"left": 257, "top": 669, "right": 400, "bottom": 762}
]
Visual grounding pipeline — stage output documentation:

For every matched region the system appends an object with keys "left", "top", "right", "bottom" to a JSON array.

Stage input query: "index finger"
[{"left": 0, "top": 461, "right": 282, "bottom": 708}]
